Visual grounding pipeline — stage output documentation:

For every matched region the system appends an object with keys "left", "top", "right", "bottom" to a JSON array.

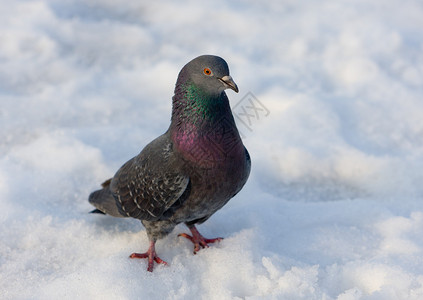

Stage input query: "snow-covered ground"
[{"left": 1, "top": 0, "right": 423, "bottom": 299}]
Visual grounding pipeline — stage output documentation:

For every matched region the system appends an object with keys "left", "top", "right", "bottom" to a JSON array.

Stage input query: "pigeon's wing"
[{"left": 110, "top": 138, "right": 190, "bottom": 221}]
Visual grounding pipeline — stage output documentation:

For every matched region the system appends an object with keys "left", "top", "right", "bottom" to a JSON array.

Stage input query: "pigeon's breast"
[
  {"left": 170, "top": 125, "right": 249, "bottom": 223},
  {"left": 172, "top": 120, "right": 244, "bottom": 170}
]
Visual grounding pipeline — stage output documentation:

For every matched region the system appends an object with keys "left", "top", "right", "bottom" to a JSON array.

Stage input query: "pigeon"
[{"left": 89, "top": 55, "right": 251, "bottom": 272}]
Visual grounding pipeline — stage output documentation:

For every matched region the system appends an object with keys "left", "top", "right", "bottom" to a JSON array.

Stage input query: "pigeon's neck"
[
  {"left": 170, "top": 82, "right": 233, "bottom": 130},
  {"left": 169, "top": 82, "right": 243, "bottom": 166}
]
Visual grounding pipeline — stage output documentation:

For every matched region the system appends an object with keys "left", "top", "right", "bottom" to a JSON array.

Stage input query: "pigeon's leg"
[
  {"left": 129, "top": 241, "right": 168, "bottom": 272},
  {"left": 178, "top": 225, "right": 223, "bottom": 254}
]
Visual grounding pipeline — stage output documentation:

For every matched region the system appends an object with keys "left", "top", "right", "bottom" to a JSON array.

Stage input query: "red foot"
[
  {"left": 178, "top": 225, "right": 223, "bottom": 254},
  {"left": 129, "top": 241, "right": 168, "bottom": 272}
]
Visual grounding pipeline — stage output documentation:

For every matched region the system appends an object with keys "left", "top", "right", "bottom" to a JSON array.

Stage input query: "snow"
[{"left": 1, "top": 0, "right": 423, "bottom": 299}]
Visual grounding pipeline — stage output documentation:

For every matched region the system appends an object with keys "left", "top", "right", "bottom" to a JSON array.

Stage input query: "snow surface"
[{"left": 1, "top": 0, "right": 423, "bottom": 299}]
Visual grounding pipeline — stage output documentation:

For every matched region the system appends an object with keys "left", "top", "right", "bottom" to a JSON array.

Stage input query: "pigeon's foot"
[
  {"left": 129, "top": 241, "right": 168, "bottom": 272},
  {"left": 178, "top": 225, "right": 223, "bottom": 254}
]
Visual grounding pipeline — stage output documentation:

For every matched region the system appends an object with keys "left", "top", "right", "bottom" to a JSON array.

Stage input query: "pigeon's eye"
[{"left": 203, "top": 68, "right": 212, "bottom": 76}]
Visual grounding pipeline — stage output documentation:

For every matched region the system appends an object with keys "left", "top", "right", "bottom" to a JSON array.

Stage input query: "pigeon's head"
[{"left": 177, "top": 55, "right": 239, "bottom": 95}]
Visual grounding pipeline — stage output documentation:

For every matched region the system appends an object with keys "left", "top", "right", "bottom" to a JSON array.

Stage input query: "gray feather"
[{"left": 88, "top": 182, "right": 126, "bottom": 218}]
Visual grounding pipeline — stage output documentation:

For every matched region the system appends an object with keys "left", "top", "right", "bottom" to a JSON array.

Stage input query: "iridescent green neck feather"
[{"left": 171, "top": 82, "right": 232, "bottom": 130}]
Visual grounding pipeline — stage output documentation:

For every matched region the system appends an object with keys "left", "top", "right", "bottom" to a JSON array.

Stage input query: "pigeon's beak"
[{"left": 218, "top": 75, "right": 239, "bottom": 93}]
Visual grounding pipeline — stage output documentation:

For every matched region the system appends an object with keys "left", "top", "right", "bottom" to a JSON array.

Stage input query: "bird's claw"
[
  {"left": 129, "top": 242, "right": 168, "bottom": 272},
  {"left": 178, "top": 226, "right": 223, "bottom": 254}
]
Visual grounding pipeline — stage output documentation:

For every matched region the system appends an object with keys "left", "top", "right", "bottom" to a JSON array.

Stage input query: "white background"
[{"left": 1, "top": 0, "right": 423, "bottom": 299}]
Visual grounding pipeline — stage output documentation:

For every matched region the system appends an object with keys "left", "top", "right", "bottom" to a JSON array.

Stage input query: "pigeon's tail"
[{"left": 88, "top": 179, "right": 126, "bottom": 218}]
